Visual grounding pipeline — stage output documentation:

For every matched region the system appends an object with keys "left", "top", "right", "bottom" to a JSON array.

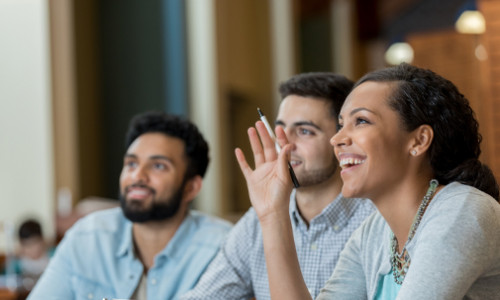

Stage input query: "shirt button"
[
  {"left": 151, "top": 278, "right": 157, "bottom": 285},
  {"left": 333, "top": 225, "right": 339, "bottom": 231},
  {"left": 310, "top": 243, "right": 317, "bottom": 250},
  {"left": 87, "top": 293, "right": 93, "bottom": 299}
]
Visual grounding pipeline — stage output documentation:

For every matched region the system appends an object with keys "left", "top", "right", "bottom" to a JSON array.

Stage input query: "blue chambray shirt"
[{"left": 28, "top": 207, "right": 232, "bottom": 300}]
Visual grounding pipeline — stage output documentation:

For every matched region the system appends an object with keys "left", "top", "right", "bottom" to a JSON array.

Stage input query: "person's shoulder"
[
  {"left": 438, "top": 181, "right": 487, "bottom": 197},
  {"left": 184, "top": 211, "right": 232, "bottom": 249},
  {"left": 232, "top": 207, "right": 259, "bottom": 226},
  {"left": 424, "top": 182, "right": 500, "bottom": 233},
  {"left": 189, "top": 210, "right": 233, "bottom": 233},
  {"left": 434, "top": 182, "right": 499, "bottom": 211},
  {"left": 67, "top": 207, "right": 128, "bottom": 234},
  {"left": 58, "top": 208, "right": 129, "bottom": 255},
  {"left": 226, "top": 207, "right": 261, "bottom": 240}
]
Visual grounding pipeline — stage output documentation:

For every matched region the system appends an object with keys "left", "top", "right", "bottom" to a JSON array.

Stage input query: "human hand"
[{"left": 235, "top": 121, "right": 294, "bottom": 223}]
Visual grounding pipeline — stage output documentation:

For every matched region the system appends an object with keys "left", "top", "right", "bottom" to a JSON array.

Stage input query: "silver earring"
[{"left": 411, "top": 150, "right": 417, "bottom": 156}]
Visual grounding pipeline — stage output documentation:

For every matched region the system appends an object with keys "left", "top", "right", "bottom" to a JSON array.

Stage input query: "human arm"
[{"left": 235, "top": 121, "right": 312, "bottom": 300}]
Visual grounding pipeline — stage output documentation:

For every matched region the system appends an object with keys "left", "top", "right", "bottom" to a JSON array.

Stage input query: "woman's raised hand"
[{"left": 235, "top": 121, "right": 294, "bottom": 223}]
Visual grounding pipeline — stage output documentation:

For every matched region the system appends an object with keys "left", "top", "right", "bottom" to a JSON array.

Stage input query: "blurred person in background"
[
  {"left": 29, "top": 112, "right": 232, "bottom": 300},
  {"left": 14, "top": 219, "right": 53, "bottom": 288},
  {"left": 1, "top": 219, "right": 53, "bottom": 292}
]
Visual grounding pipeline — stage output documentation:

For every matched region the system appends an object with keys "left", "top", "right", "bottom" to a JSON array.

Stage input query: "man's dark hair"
[
  {"left": 279, "top": 72, "right": 354, "bottom": 119},
  {"left": 125, "top": 111, "right": 209, "bottom": 179},
  {"left": 19, "top": 219, "right": 43, "bottom": 240}
]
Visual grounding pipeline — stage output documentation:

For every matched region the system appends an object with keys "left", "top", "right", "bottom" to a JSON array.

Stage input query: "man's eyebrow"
[
  {"left": 275, "top": 120, "right": 321, "bottom": 130},
  {"left": 149, "top": 155, "right": 172, "bottom": 162},
  {"left": 275, "top": 120, "right": 285, "bottom": 126},
  {"left": 124, "top": 154, "right": 173, "bottom": 163},
  {"left": 293, "top": 121, "right": 321, "bottom": 130}
]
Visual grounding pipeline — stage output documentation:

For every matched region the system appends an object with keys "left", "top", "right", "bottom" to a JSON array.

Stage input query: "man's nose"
[{"left": 131, "top": 165, "right": 148, "bottom": 183}]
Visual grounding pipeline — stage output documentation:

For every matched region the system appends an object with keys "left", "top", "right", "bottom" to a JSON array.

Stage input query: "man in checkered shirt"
[{"left": 181, "top": 73, "right": 375, "bottom": 300}]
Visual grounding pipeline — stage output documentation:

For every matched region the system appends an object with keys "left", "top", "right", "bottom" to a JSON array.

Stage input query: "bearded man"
[{"left": 29, "top": 112, "right": 231, "bottom": 300}]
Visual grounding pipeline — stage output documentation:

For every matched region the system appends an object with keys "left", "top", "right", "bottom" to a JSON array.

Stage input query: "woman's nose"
[{"left": 330, "top": 129, "right": 350, "bottom": 148}]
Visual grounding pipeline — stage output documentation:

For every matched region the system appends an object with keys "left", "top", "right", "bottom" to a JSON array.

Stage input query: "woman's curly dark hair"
[{"left": 356, "top": 63, "right": 499, "bottom": 201}]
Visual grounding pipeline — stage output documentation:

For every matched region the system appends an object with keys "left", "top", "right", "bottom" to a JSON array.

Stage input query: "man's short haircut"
[
  {"left": 125, "top": 111, "right": 209, "bottom": 179},
  {"left": 279, "top": 72, "right": 354, "bottom": 119}
]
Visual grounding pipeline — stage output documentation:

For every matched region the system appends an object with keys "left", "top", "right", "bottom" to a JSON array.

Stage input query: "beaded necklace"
[{"left": 390, "top": 179, "right": 439, "bottom": 284}]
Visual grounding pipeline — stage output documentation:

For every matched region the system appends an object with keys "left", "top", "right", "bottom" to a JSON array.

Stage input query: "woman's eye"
[
  {"left": 336, "top": 123, "right": 343, "bottom": 131},
  {"left": 355, "top": 117, "right": 370, "bottom": 125}
]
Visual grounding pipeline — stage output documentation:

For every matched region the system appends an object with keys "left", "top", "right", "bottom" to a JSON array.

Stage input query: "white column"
[
  {"left": 331, "top": 0, "right": 354, "bottom": 79},
  {"left": 185, "top": 0, "right": 222, "bottom": 215},
  {"left": 269, "top": 0, "right": 295, "bottom": 110},
  {"left": 0, "top": 0, "right": 55, "bottom": 249}
]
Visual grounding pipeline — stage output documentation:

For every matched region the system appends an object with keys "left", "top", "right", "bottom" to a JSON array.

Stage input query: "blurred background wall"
[{"left": 1, "top": 0, "right": 498, "bottom": 250}]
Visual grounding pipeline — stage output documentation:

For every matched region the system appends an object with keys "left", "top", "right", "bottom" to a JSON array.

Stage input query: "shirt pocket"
[{"left": 71, "top": 275, "right": 116, "bottom": 300}]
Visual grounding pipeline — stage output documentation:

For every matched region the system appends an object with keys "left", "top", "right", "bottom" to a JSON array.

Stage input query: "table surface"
[{"left": 0, "top": 287, "right": 29, "bottom": 300}]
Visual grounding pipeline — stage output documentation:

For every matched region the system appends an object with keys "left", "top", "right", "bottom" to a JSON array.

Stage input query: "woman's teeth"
[{"left": 339, "top": 158, "right": 365, "bottom": 168}]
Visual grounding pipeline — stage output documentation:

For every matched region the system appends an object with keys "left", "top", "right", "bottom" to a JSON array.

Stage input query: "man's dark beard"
[{"left": 119, "top": 180, "right": 186, "bottom": 223}]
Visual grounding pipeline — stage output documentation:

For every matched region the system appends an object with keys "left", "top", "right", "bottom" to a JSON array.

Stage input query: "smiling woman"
[
  {"left": 333, "top": 80, "right": 413, "bottom": 201},
  {"left": 236, "top": 63, "right": 500, "bottom": 300}
]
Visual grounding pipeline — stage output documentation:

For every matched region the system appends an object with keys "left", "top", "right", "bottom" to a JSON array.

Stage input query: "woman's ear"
[
  {"left": 408, "top": 124, "right": 434, "bottom": 156},
  {"left": 182, "top": 175, "right": 203, "bottom": 203}
]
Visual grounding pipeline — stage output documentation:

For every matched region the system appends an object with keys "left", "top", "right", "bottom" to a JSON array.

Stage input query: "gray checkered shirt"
[{"left": 181, "top": 191, "right": 375, "bottom": 300}]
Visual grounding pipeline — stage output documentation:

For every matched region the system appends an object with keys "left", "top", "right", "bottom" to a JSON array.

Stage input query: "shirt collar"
[
  {"left": 320, "top": 194, "right": 363, "bottom": 230},
  {"left": 115, "top": 211, "right": 196, "bottom": 259},
  {"left": 290, "top": 190, "right": 363, "bottom": 231},
  {"left": 156, "top": 211, "right": 195, "bottom": 259},
  {"left": 116, "top": 216, "right": 134, "bottom": 257}
]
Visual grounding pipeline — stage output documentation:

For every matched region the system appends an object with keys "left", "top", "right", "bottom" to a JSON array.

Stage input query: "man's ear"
[
  {"left": 408, "top": 124, "right": 434, "bottom": 156},
  {"left": 183, "top": 175, "right": 203, "bottom": 203}
]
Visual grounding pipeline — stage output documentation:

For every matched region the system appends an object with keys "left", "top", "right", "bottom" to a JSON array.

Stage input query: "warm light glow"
[
  {"left": 455, "top": 10, "right": 486, "bottom": 34},
  {"left": 384, "top": 42, "right": 414, "bottom": 65},
  {"left": 475, "top": 44, "right": 488, "bottom": 61}
]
